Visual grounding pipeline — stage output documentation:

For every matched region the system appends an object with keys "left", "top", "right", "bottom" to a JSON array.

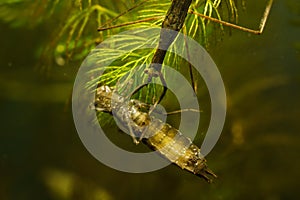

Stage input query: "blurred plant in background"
[
  {"left": 0, "top": 0, "right": 244, "bottom": 125},
  {"left": 0, "top": 0, "right": 242, "bottom": 71}
]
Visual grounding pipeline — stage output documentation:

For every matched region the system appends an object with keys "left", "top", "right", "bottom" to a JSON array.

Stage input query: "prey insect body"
[{"left": 93, "top": 85, "right": 217, "bottom": 182}]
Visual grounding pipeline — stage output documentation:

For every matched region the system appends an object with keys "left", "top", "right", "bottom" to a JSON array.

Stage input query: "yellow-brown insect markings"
[{"left": 93, "top": 85, "right": 217, "bottom": 182}]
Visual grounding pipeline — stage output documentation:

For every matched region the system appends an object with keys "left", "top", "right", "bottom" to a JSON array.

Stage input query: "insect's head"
[{"left": 93, "top": 85, "right": 113, "bottom": 112}]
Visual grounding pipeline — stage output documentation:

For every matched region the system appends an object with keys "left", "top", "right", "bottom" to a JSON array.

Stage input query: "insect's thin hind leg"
[
  {"left": 127, "top": 83, "right": 148, "bottom": 99},
  {"left": 166, "top": 108, "right": 201, "bottom": 115},
  {"left": 151, "top": 108, "right": 201, "bottom": 116},
  {"left": 183, "top": 32, "right": 197, "bottom": 95}
]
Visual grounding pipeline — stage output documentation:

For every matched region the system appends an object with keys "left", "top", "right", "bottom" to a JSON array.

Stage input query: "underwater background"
[{"left": 0, "top": 0, "right": 299, "bottom": 199}]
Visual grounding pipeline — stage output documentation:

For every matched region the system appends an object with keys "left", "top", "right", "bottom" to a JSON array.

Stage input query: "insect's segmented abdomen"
[
  {"left": 143, "top": 117, "right": 216, "bottom": 182},
  {"left": 144, "top": 118, "right": 192, "bottom": 163}
]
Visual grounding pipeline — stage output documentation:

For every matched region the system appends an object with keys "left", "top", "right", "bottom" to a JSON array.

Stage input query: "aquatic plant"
[{"left": 0, "top": 0, "right": 241, "bottom": 74}]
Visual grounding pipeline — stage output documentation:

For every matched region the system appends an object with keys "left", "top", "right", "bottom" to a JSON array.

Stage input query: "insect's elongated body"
[{"left": 93, "top": 85, "right": 217, "bottom": 182}]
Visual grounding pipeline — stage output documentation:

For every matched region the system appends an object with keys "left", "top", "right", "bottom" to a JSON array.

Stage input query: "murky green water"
[{"left": 1, "top": 0, "right": 299, "bottom": 199}]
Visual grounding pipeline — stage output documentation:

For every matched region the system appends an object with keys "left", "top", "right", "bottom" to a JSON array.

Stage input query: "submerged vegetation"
[
  {"left": 0, "top": 0, "right": 272, "bottom": 132},
  {"left": 0, "top": 0, "right": 241, "bottom": 73}
]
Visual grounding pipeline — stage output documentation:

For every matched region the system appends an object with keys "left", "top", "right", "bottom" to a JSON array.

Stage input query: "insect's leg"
[
  {"left": 127, "top": 120, "right": 140, "bottom": 145},
  {"left": 166, "top": 108, "right": 202, "bottom": 115},
  {"left": 183, "top": 30, "right": 197, "bottom": 95},
  {"left": 134, "top": 101, "right": 151, "bottom": 112},
  {"left": 138, "top": 128, "right": 149, "bottom": 143},
  {"left": 149, "top": 86, "right": 167, "bottom": 114},
  {"left": 151, "top": 108, "right": 201, "bottom": 116},
  {"left": 127, "top": 83, "right": 148, "bottom": 99}
]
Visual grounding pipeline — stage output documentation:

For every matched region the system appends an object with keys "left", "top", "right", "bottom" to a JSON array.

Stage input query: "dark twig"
[{"left": 140, "top": 0, "right": 193, "bottom": 104}]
